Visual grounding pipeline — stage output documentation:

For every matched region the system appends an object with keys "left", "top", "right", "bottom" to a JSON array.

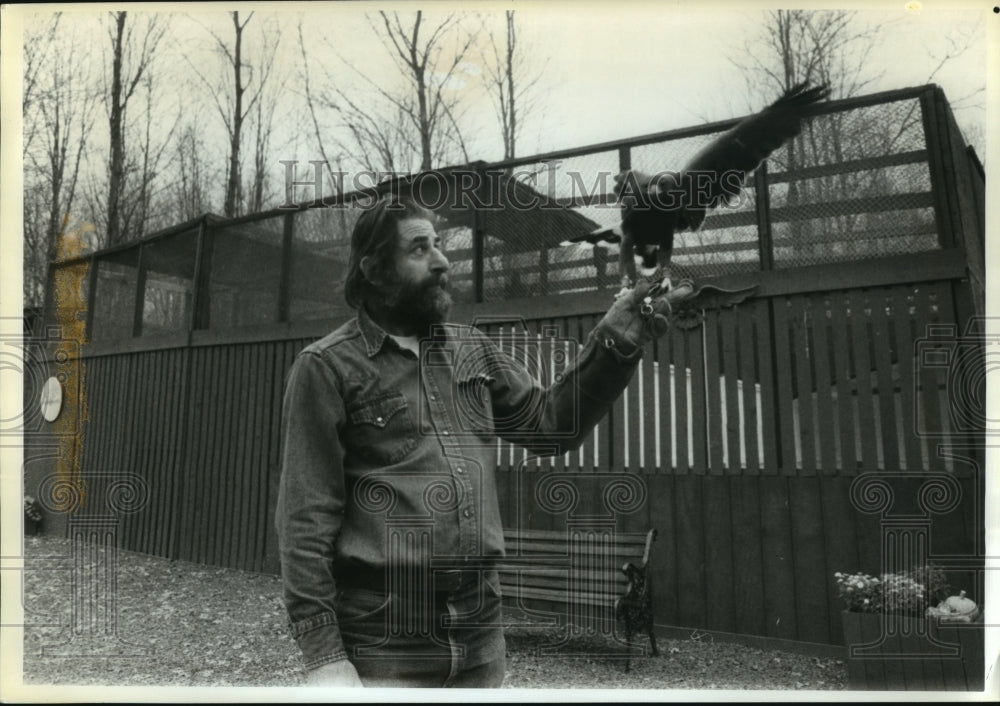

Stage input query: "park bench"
[{"left": 499, "top": 527, "right": 657, "bottom": 627}]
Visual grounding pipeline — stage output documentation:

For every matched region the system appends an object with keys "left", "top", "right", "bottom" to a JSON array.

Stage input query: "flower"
[{"left": 834, "top": 565, "right": 949, "bottom": 615}]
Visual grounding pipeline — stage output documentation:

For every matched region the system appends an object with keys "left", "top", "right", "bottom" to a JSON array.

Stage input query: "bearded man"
[{"left": 275, "top": 195, "right": 690, "bottom": 688}]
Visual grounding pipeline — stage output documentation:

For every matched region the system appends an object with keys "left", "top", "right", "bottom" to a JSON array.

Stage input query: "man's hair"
[{"left": 343, "top": 195, "right": 435, "bottom": 309}]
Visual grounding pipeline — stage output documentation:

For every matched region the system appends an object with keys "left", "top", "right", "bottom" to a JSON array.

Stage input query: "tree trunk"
[
  {"left": 224, "top": 11, "right": 245, "bottom": 217},
  {"left": 505, "top": 11, "right": 516, "bottom": 160},
  {"left": 107, "top": 12, "right": 127, "bottom": 245}
]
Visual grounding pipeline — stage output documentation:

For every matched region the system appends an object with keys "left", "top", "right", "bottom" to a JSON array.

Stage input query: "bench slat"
[
  {"left": 504, "top": 542, "right": 645, "bottom": 558},
  {"left": 500, "top": 527, "right": 657, "bottom": 619},
  {"left": 500, "top": 566, "right": 628, "bottom": 587},
  {"left": 500, "top": 583, "right": 621, "bottom": 607},
  {"left": 503, "top": 528, "right": 649, "bottom": 544}
]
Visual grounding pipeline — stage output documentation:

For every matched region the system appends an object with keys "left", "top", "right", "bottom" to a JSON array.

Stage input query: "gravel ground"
[{"left": 18, "top": 535, "right": 846, "bottom": 691}]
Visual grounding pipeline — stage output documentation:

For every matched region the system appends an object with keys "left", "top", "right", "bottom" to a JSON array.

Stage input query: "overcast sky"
[{"left": 1, "top": 0, "right": 994, "bottom": 276}]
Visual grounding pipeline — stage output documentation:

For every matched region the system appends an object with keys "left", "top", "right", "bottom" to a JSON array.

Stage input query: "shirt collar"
[
  {"left": 357, "top": 306, "right": 454, "bottom": 358},
  {"left": 357, "top": 306, "right": 390, "bottom": 358}
]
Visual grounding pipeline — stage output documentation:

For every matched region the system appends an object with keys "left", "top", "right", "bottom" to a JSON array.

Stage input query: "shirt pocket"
[{"left": 346, "top": 391, "right": 418, "bottom": 465}]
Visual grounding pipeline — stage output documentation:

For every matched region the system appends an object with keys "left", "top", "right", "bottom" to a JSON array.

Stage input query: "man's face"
[{"left": 377, "top": 217, "right": 452, "bottom": 330}]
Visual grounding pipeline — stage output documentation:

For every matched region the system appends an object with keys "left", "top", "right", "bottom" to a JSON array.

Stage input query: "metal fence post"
[{"left": 754, "top": 163, "right": 774, "bottom": 271}]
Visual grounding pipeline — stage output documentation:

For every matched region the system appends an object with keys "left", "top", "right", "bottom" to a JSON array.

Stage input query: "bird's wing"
[
  {"left": 677, "top": 82, "right": 830, "bottom": 231},
  {"left": 568, "top": 223, "right": 623, "bottom": 244},
  {"left": 678, "top": 282, "right": 759, "bottom": 310}
]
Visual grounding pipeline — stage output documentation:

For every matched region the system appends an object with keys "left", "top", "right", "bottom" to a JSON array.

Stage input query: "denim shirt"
[{"left": 274, "top": 306, "right": 643, "bottom": 670}]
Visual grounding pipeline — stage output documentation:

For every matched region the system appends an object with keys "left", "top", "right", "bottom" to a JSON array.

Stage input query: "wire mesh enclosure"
[{"left": 46, "top": 85, "right": 973, "bottom": 344}]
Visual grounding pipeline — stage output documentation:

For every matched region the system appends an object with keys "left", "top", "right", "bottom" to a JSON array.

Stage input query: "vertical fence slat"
[
  {"left": 850, "top": 292, "right": 881, "bottom": 471},
  {"left": 871, "top": 293, "right": 901, "bottom": 471},
  {"left": 913, "top": 286, "right": 946, "bottom": 470},
  {"left": 204, "top": 344, "right": 229, "bottom": 565},
  {"left": 759, "top": 476, "right": 797, "bottom": 640},
  {"left": 136, "top": 350, "right": 159, "bottom": 554},
  {"left": 109, "top": 354, "right": 132, "bottom": 476},
  {"left": 253, "top": 340, "right": 278, "bottom": 572},
  {"left": 770, "top": 298, "right": 797, "bottom": 474},
  {"left": 647, "top": 474, "right": 678, "bottom": 625},
  {"left": 821, "top": 476, "right": 860, "bottom": 643},
  {"left": 704, "top": 311, "right": 725, "bottom": 475},
  {"left": 175, "top": 349, "right": 198, "bottom": 562},
  {"left": 829, "top": 292, "right": 858, "bottom": 475},
  {"left": 232, "top": 342, "right": 254, "bottom": 569},
  {"left": 737, "top": 305, "right": 761, "bottom": 474},
  {"left": 188, "top": 347, "right": 213, "bottom": 562},
  {"left": 789, "top": 477, "right": 830, "bottom": 644},
  {"left": 625, "top": 340, "right": 642, "bottom": 472},
  {"left": 121, "top": 353, "right": 144, "bottom": 547},
  {"left": 674, "top": 476, "right": 706, "bottom": 629},
  {"left": 244, "top": 342, "right": 265, "bottom": 571},
  {"left": 551, "top": 320, "right": 569, "bottom": 475},
  {"left": 730, "top": 476, "right": 766, "bottom": 637},
  {"left": 165, "top": 348, "right": 187, "bottom": 561},
  {"left": 609, "top": 321, "right": 626, "bottom": 475},
  {"left": 146, "top": 350, "right": 166, "bottom": 557},
  {"left": 792, "top": 295, "right": 817, "bottom": 475},
  {"left": 582, "top": 314, "right": 600, "bottom": 473},
  {"left": 219, "top": 343, "right": 243, "bottom": 568},
  {"left": 755, "top": 299, "right": 779, "bottom": 474},
  {"left": 147, "top": 350, "right": 167, "bottom": 555},
  {"left": 688, "top": 327, "right": 707, "bottom": 474},
  {"left": 809, "top": 295, "right": 838, "bottom": 475},
  {"left": 892, "top": 288, "right": 923, "bottom": 471},
  {"left": 721, "top": 307, "right": 742, "bottom": 475},
  {"left": 703, "top": 478, "right": 734, "bottom": 632},
  {"left": 641, "top": 338, "right": 658, "bottom": 473},
  {"left": 662, "top": 330, "right": 683, "bottom": 474}
]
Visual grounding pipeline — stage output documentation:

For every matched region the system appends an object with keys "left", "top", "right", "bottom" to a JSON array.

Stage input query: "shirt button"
[
  {"left": 463, "top": 509, "right": 472, "bottom": 518},
  {"left": 376, "top": 416, "right": 384, "bottom": 424},
  {"left": 430, "top": 394, "right": 437, "bottom": 401},
  {"left": 456, "top": 465, "right": 465, "bottom": 474},
  {"left": 443, "top": 430, "right": 450, "bottom": 436}
]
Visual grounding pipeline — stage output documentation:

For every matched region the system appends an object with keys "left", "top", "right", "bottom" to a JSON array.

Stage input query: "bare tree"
[
  {"left": 22, "top": 17, "right": 99, "bottom": 308},
  {"left": 169, "top": 123, "right": 213, "bottom": 219},
  {"left": 735, "top": 10, "right": 883, "bottom": 99},
  {"left": 22, "top": 13, "right": 61, "bottom": 159},
  {"left": 480, "top": 11, "right": 545, "bottom": 161},
  {"left": 727, "top": 10, "right": 971, "bottom": 262},
  {"left": 245, "top": 22, "right": 284, "bottom": 214},
  {"left": 296, "top": 20, "right": 346, "bottom": 198},
  {"left": 188, "top": 11, "right": 280, "bottom": 217},
  {"left": 103, "top": 11, "right": 167, "bottom": 245},
  {"left": 307, "top": 11, "right": 478, "bottom": 174}
]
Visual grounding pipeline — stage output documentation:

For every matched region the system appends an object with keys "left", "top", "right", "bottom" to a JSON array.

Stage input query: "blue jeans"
[{"left": 334, "top": 571, "right": 507, "bottom": 688}]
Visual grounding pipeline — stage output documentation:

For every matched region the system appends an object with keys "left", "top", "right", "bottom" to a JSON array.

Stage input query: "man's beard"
[{"left": 378, "top": 274, "right": 453, "bottom": 336}]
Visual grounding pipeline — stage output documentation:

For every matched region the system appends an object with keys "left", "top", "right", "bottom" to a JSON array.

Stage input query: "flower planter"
[{"left": 841, "top": 610, "right": 984, "bottom": 691}]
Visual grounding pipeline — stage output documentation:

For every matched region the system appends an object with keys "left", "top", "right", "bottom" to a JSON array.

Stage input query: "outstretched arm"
[{"left": 485, "top": 280, "right": 694, "bottom": 456}]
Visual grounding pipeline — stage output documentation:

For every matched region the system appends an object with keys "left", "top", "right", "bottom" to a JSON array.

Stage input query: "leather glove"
[{"left": 593, "top": 279, "right": 695, "bottom": 361}]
